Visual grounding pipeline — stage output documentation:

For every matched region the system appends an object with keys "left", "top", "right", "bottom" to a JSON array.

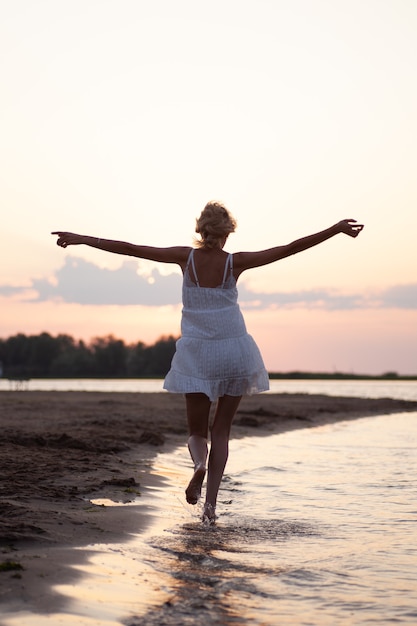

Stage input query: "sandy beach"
[{"left": 1, "top": 390, "right": 416, "bottom": 618}]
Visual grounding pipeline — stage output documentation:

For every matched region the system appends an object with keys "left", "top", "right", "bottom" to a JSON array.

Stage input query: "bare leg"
[
  {"left": 185, "top": 393, "right": 211, "bottom": 504},
  {"left": 204, "top": 395, "right": 242, "bottom": 522}
]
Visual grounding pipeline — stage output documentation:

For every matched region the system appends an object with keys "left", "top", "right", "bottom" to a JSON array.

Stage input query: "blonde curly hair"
[{"left": 195, "top": 201, "right": 237, "bottom": 249}]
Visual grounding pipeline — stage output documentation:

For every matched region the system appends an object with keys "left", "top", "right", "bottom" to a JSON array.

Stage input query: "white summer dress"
[{"left": 163, "top": 249, "right": 269, "bottom": 402}]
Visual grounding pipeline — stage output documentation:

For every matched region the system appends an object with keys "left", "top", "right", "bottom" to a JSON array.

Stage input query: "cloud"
[
  {"left": 236, "top": 283, "right": 367, "bottom": 310},
  {"left": 0, "top": 285, "right": 24, "bottom": 296},
  {"left": 1, "top": 257, "right": 417, "bottom": 311},
  {"left": 31, "top": 257, "right": 183, "bottom": 305},
  {"left": 378, "top": 284, "right": 417, "bottom": 309}
]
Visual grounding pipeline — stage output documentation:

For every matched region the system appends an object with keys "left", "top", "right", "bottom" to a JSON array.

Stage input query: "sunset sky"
[{"left": 1, "top": 0, "right": 416, "bottom": 375}]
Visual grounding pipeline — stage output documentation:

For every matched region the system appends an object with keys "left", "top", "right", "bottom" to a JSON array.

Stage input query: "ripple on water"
[{"left": 123, "top": 516, "right": 319, "bottom": 626}]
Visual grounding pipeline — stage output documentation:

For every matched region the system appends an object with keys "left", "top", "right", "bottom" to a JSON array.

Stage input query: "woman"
[{"left": 52, "top": 201, "right": 363, "bottom": 524}]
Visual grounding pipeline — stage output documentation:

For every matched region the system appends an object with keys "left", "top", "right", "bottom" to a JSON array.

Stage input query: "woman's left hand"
[{"left": 337, "top": 219, "right": 364, "bottom": 238}]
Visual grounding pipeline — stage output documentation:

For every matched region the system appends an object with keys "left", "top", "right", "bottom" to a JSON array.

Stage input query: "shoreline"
[{"left": 1, "top": 390, "right": 416, "bottom": 618}]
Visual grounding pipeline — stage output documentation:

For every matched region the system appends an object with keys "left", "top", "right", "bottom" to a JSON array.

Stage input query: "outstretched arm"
[
  {"left": 51, "top": 231, "right": 190, "bottom": 265},
  {"left": 233, "top": 219, "right": 364, "bottom": 277}
]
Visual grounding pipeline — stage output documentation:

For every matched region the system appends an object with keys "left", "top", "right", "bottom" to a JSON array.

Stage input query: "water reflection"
[{"left": 126, "top": 516, "right": 316, "bottom": 626}]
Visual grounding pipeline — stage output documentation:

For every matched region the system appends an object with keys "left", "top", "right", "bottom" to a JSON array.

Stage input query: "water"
[
  {"left": 3, "top": 409, "right": 416, "bottom": 625},
  {"left": 1, "top": 377, "right": 417, "bottom": 401},
  {"left": 128, "top": 412, "right": 417, "bottom": 625}
]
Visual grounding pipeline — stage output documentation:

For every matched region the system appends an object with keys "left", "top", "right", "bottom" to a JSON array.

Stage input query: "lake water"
[
  {"left": 2, "top": 384, "right": 417, "bottom": 625},
  {"left": 2, "top": 377, "right": 417, "bottom": 401}
]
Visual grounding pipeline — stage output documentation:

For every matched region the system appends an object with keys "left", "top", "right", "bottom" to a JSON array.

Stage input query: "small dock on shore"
[{"left": 6, "top": 377, "right": 31, "bottom": 390}]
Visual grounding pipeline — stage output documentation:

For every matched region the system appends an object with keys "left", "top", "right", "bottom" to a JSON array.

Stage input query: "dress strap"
[
  {"left": 221, "top": 254, "right": 233, "bottom": 286},
  {"left": 188, "top": 249, "right": 200, "bottom": 287}
]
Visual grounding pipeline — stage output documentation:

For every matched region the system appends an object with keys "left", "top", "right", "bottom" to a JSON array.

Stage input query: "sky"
[{"left": 1, "top": 0, "right": 416, "bottom": 375}]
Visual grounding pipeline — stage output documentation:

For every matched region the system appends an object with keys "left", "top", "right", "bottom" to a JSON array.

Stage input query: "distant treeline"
[
  {"left": 1, "top": 332, "right": 415, "bottom": 381},
  {"left": 0, "top": 332, "right": 178, "bottom": 378}
]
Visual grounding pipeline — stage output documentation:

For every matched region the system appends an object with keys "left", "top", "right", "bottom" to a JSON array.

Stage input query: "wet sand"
[{"left": 1, "top": 390, "right": 416, "bottom": 618}]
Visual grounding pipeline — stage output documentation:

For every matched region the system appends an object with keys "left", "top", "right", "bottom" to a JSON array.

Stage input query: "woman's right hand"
[{"left": 51, "top": 231, "right": 84, "bottom": 248}]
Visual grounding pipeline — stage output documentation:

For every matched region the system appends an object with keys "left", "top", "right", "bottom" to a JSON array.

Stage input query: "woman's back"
[
  {"left": 186, "top": 248, "right": 234, "bottom": 288},
  {"left": 182, "top": 249, "right": 242, "bottom": 340}
]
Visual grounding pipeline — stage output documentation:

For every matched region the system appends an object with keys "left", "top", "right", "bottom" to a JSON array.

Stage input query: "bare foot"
[
  {"left": 202, "top": 502, "right": 216, "bottom": 526},
  {"left": 185, "top": 464, "right": 206, "bottom": 504}
]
